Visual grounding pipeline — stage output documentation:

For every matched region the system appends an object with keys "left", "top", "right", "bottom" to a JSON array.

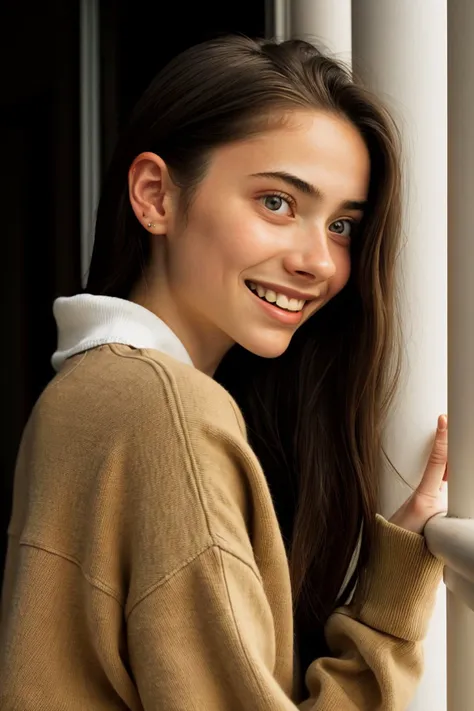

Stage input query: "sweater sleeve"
[{"left": 127, "top": 518, "right": 442, "bottom": 711}]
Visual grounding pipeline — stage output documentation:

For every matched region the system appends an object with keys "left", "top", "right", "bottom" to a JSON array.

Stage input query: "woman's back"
[
  {"left": 0, "top": 297, "right": 442, "bottom": 710},
  {"left": 0, "top": 302, "right": 296, "bottom": 708}
]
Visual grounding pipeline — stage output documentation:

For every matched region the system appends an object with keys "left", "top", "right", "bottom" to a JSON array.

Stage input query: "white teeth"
[
  {"left": 247, "top": 282, "right": 305, "bottom": 312},
  {"left": 276, "top": 294, "right": 289, "bottom": 309}
]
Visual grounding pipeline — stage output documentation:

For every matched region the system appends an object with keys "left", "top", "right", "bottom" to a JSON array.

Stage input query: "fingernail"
[{"left": 438, "top": 415, "right": 448, "bottom": 431}]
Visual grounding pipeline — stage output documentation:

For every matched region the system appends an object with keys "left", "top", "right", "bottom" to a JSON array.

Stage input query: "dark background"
[{"left": 0, "top": 0, "right": 265, "bottom": 579}]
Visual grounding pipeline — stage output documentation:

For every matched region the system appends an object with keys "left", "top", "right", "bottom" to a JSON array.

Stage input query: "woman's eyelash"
[
  {"left": 260, "top": 191, "right": 297, "bottom": 214},
  {"left": 265, "top": 191, "right": 296, "bottom": 207}
]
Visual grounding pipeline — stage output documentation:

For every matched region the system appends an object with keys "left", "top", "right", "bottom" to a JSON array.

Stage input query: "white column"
[
  {"left": 290, "top": 0, "right": 351, "bottom": 64},
  {"left": 445, "top": 0, "right": 474, "bottom": 707},
  {"left": 265, "top": 0, "right": 290, "bottom": 43},
  {"left": 80, "top": 0, "right": 101, "bottom": 286},
  {"left": 352, "top": 3, "right": 448, "bottom": 711}
]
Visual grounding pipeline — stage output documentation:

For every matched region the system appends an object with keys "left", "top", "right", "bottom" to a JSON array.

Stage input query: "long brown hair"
[{"left": 87, "top": 35, "right": 402, "bottom": 667}]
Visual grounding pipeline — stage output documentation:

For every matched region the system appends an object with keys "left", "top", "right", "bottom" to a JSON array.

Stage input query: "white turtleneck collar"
[{"left": 51, "top": 294, "right": 194, "bottom": 372}]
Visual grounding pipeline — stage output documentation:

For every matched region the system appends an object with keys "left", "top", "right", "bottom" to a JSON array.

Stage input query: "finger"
[
  {"left": 417, "top": 415, "right": 448, "bottom": 497},
  {"left": 443, "top": 462, "right": 449, "bottom": 482}
]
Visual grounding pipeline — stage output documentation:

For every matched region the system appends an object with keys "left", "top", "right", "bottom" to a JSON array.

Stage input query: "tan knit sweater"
[{"left": 0, "top": 337, "right": 442, "bottom": 710}]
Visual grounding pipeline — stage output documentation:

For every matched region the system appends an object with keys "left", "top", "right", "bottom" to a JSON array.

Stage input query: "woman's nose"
[{"left": 283, "top": 228, "right": 337, "bottom": 282}]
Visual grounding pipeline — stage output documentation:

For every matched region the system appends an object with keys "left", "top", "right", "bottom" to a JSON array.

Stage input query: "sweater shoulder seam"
[
  {"left": 126, "top": 541, "right": 263, "bottom": 619},
  {"left": 13, "top": 538, "right": 125, "bottom": 605}
]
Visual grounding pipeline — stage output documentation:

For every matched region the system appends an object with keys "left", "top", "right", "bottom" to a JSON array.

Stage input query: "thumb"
[{"left": 417, "top": 415, "right": 448, "bottom": 497}]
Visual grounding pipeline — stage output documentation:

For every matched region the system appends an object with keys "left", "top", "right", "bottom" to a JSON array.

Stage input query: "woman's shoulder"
[
  {"left": 21, "top": 343, "right": 259, "bottom": 604},
  {"left": 40, "top": 344, "right": 254, "bottom": 529},
  {"left": 47, "top": 343, "right": 246, "bottom": 439}
]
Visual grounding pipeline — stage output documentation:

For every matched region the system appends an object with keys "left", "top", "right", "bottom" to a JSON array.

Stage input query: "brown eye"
[
  {"left": 261, "top": 195, "right": 292, "bottom": 215},
  {"left": 329, "top": 219, "right": 353, "bottom": 237}
]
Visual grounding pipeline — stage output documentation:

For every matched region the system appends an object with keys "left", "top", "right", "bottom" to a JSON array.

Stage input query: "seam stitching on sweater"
[
  {"left": 126, "top": 543, "right": 214, "bottom": 617},
  {"left": 126, "top": 543, "right": 262, "bottom": 619},
  {"left": 15, "top": 540, "right": 124, "bottom": 604},
  {"left": 215, "top": 540, "right": 264, "bottom": 582},
  {"left": 108, "top": 346, "right": 220, "bottom": 543},
  {"left": 228, "top": 399, "right": 246, "bottom": 437},
  {"left": 217, "top": 546, "right": 273, "bottom": 703},
  {"left": 50, "top": 351, "right": 89, "bottom": 387},
  {"left": 214, "top": 533, "right": 264, "bottom": 583}
]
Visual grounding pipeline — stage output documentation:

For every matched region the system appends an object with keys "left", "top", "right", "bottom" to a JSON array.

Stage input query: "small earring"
[{"left": 147, "top": 222, "right": 156, "bottom": 229}]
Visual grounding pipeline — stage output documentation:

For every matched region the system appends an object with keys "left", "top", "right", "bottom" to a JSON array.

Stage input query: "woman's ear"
[{"left": 128, "top": 152, "right": 176, "bottom": 234}]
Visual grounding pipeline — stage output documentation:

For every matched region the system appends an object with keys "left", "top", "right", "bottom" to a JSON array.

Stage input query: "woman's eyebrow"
[{"left": 250, "top": 171, "right": 367, "bottom": 211}]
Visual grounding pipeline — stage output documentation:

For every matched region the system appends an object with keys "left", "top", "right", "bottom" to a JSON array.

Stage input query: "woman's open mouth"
[
  {"left": 245, "top": 281, "right": 306, "bottom": 312},
  {"left": 245, "top": 281, "right": 307, "bottom": 326}
]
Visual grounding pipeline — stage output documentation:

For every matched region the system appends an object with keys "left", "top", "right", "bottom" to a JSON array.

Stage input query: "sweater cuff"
[{"left": 353, "top": 515, "right": 443, "bottom": 642}]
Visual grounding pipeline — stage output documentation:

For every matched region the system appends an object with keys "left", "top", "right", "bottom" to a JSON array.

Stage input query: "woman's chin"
[{"left": 236, "top": 330, "right": 294, "bottom": 359}]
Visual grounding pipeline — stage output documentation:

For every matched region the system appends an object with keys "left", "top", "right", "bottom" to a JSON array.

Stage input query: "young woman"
[{"left": 0, "top": 36, "right": 447, "bottom": 710}]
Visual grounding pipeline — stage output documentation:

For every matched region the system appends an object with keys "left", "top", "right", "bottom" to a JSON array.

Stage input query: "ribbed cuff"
[{"left": 354, "top": 515, "right": 443, "bottom": 642}]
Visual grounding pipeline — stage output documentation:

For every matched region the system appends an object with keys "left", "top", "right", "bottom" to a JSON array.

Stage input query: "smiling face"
[{"left": 130, "top": 110, "right": 371, "bottom": 374}]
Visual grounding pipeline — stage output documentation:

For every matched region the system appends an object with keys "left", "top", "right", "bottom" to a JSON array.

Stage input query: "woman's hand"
[{"left": 389, "top": 415, "right": 448, "bottom": 534}]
